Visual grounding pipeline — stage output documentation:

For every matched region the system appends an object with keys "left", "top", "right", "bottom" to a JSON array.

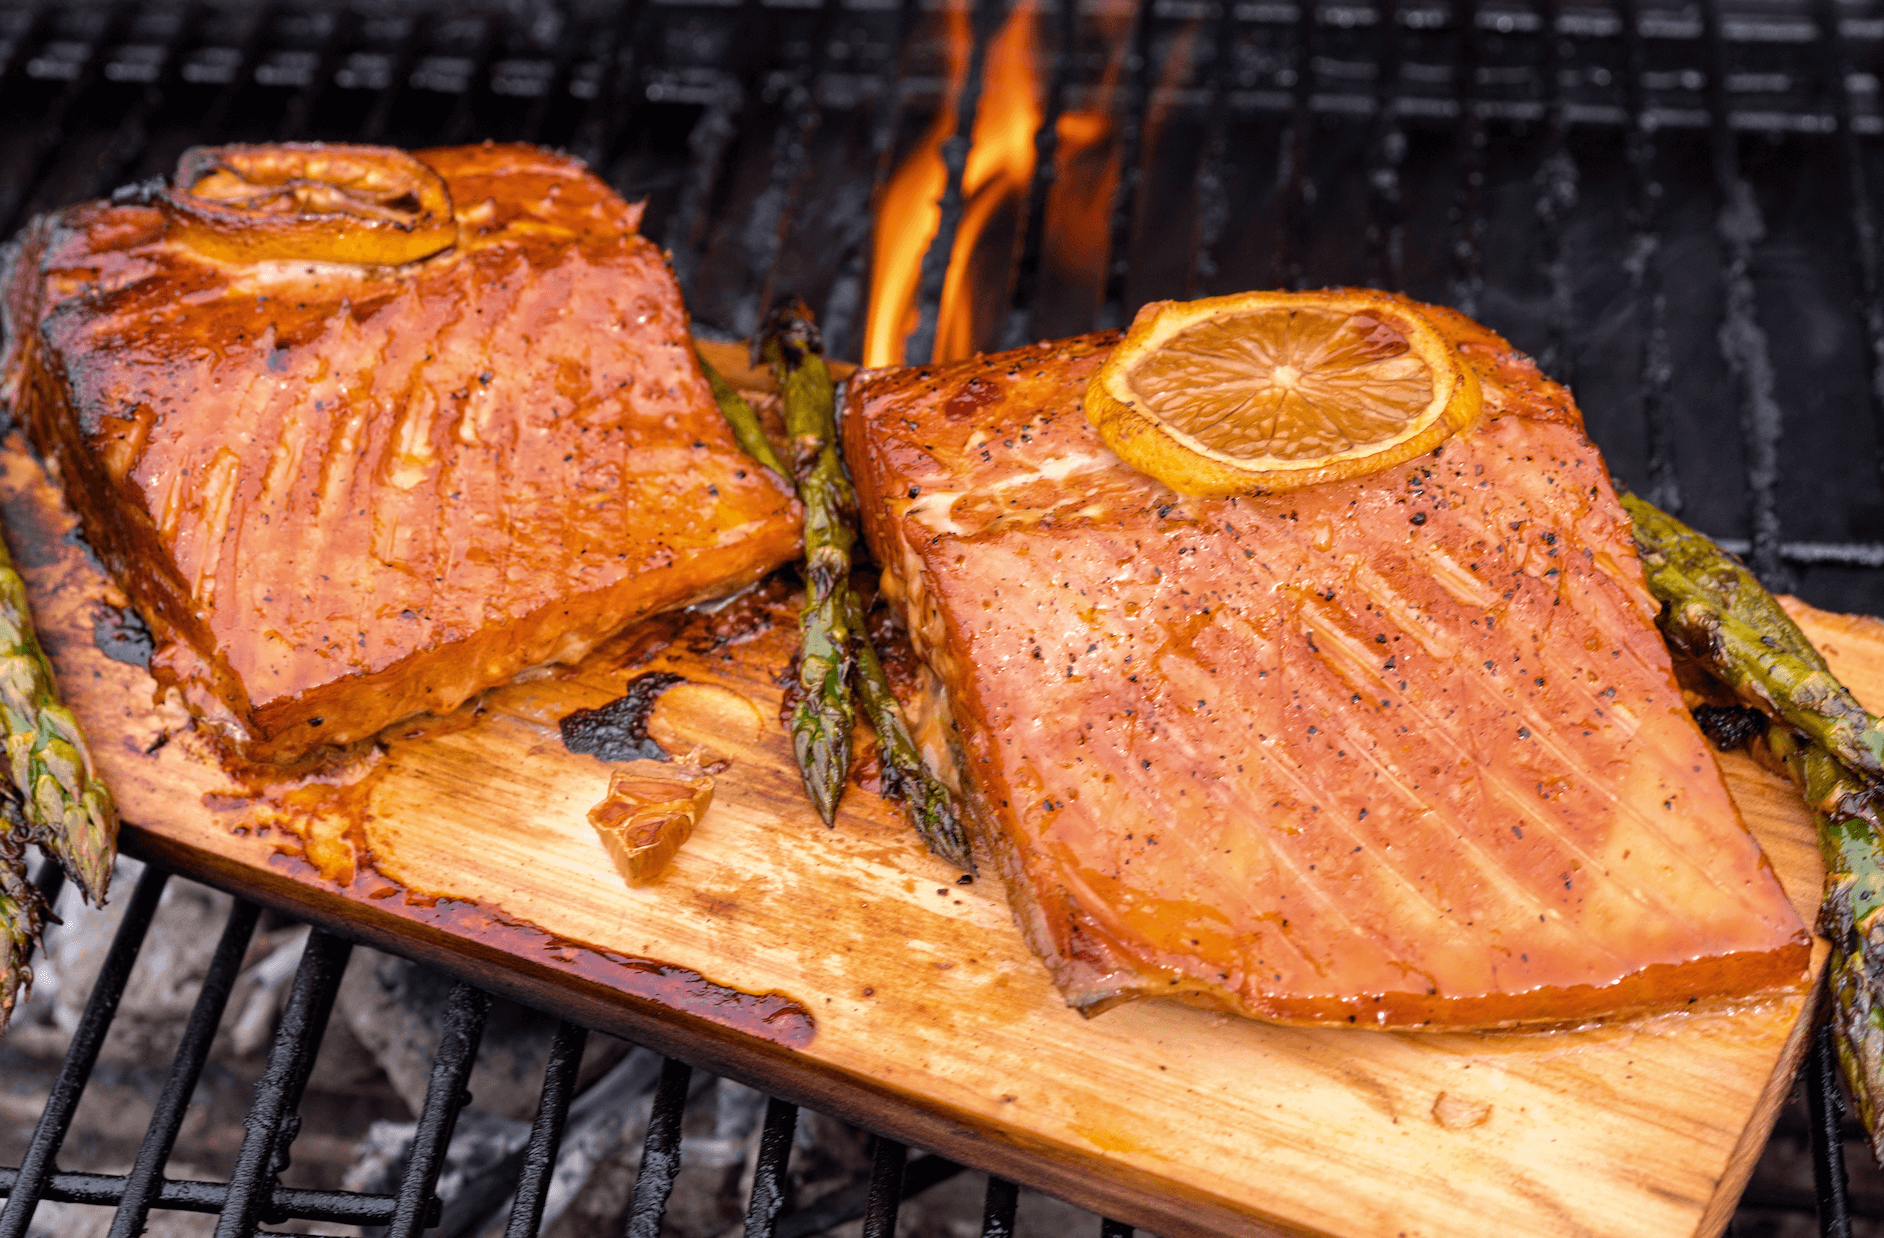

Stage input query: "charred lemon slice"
[
  {"left": 1084, "top": 289, "right": 1482, "bottom": 497},
  {"left": 160, "top": 143, "right": 457, "bottom": 266}
]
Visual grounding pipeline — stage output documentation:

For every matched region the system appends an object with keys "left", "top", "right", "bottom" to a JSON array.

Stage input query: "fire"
[
  {"left": 862, "top": 3, "right": 972, "bottom": 369},
  {"left": 866, "top": 2, "right": 1049, "bottom": 367},
  {"left": 863, "top": 3, "right": 1142, "bottom": 367},
  {"left": 931, "top": 6, "right": 1044, "bottom": 363}
]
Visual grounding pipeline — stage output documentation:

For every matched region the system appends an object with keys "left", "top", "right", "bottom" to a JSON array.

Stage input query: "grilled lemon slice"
[{"left": 1083, "top": 289, "right": 1483, "bottom": 497}]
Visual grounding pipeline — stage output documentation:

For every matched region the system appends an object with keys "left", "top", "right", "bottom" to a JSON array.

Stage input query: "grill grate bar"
[
  {"left": 1446, "top": 0, "right": 1488, "bottom": 318},
  {"left": 387, "top": 982, "right": 490, "bottom": 1238},
  {"left": 905, "top": 0, "right": 1003, "bottom": 365},
  {"left": 1274, "top": 0, "right": 1318, "bottom": 290},
  {"left": 1807, "top": 1021, "right": 1854, "bottom": 1238},
  {"left": 1813, "top": 0, "right": 1884, "bottom": 496},
  {"left": 277, "top": 8, "right": 354, "bottom": 142},
  {"left": 440, "top": 13, "right": 502, "bottom": 146},
  {"left": 88, "top": 2, "right": 205, "bottom": 200},
  {"left": 195, "top": 3, "right": 280, "bottom": 143},
  {"left": 861, "top": 1135, "right": 908, "bottom": 1238},
  {"left": 30, "top": 852, "right": 65, "bottom": 913},
  {"left": 0, "top": 864, "right": 169, "bottom": 1238},
  {"left": 776, "top": 1152, "right": 963, "bottom": 1238},
  {"left": 1703, "top": 0, "right": 1791, "bottom": 589},
  {"left": 522, "top": 9, "right": 587, "bottom": 147},
  {"left": 358, "top": 13, "right": 428, "bottom": 144},
  {"left": 211, "top": 930, "right": 354, "bottom": 1238},
  {"left": 666, "top": 0, "right": 766, "bottom": 305},
  {"left": 1364, "top": 0, "right": 1408, "bottom": 287},
  {"left": 743, "top": 1095, "right": 798, "bottom": 1238},
  {"left": 1096, "top": 0, "right": 1160, "bottom": 328},
  {"left": 501, "top": 1019, "right": 589, "bottom": 1238},
  {"left": 1618, "top": 0, "right": 1680, "bottom": 513},
  {"left": 106, "top": 898, "right": 262, "bottom": 1238},
  {"left": 1001, "top": 0, "right": 1078, "bottom": 347},
  {"left": 0, "top": 3, "right": 51, "bottom": 83},
  {"left": 0, "top": 1169, "right": 400, "bottom": 1223},
  {"left": 625, "top": 1056, "right": 694, "bottom": 1238},
  {"left": 755, "top": 0, "right": 845, "bottom": 329},
  {"left": 819, "top": 0, "right": 921, "bottom": 358},
  {"left": 1181, "top": 0, "right": 1241, "bottom": 296},
  {"left": 17, "top": 7, "right": 1884, "bottom": 136},
  {"left": 570, "top": 0, "right": 652, "bottom": 174},
  {"left": 0, "top": 2, "right": 134, "bottom": 239},
  {"left": 982, "top": 1176, "right": 1020, "bottom": 1237},
  {"left": 1531, "top": 0, "right": 1577, "bottom": 384}
]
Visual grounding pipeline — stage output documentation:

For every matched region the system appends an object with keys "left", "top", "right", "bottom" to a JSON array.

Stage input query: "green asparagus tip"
[{"left": 756, "top": 296, "right": 823, "bottom": 372}]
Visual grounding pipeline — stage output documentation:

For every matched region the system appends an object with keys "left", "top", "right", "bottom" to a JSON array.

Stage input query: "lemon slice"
[{"left": 1083, "top": 289, "right": 1483, "bottom": 497}]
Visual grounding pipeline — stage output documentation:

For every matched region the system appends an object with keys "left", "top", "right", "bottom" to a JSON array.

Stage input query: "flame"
[
  {"left": 863, "top": 4, "right": 971, "bottom": 369},
  {"left": 862, "top": 3, "right": 1185, "bottom": 364},
  {"left": 931, "top": 6, "right": 1044, "bottom": 362},
  {"left": 1037, "top": 15, "right": 1130, "bottom": 324},
  {"left": 865, "top": 3, "right": 1044, "bottom": 367}
]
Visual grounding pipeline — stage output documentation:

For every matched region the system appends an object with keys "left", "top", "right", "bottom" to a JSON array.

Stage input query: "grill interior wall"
[{"left": 3, "top": 0, "right": 1884, "bottom": 615}]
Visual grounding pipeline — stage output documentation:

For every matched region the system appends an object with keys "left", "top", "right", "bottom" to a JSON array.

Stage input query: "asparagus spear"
[
  {"left": 0, "top": 532, "right": 116, "bottom": 904},
  {"left": 696, "top": 347, "right": 792, "bottom": 481},
  {"left": 0, "top": 804, "right": 46, "bottom": 1028},
  {"left": 844, "top": 589, "right": 974, "bottom": 872},
  {"left": 1621, "top": 494, "right": 1884, "bottom": 780},
  {"left": 760, "top": 300, "right": 856, "bottom": 825},
  {"left": 1623, "top": 493, "right": 1884, "bottom": 1155},
  {"left": 1758, "top": 725, "right": 1884, "bottom": 1158}
]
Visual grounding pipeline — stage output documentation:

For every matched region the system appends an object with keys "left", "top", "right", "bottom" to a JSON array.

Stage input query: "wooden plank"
[{"left": 0, "top": 434, "right": 1843, "bottom": 1238}]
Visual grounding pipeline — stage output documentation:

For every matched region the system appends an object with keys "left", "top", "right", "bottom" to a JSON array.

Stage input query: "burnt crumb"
[
  {"left": 560, "top": 672, "right": 686, "bottom": 762},
  {"left": 685, "top": 572, "right": 795, "bottom": 653},
  {"left": 92, "top": 603, "right": 155, "bottom": 669},
  {"left": 1692, "top": 703, "right": 1768, "bottom": 752}
]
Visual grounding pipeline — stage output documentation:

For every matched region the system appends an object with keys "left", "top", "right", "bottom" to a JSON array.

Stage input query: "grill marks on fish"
[
  {"left": 846, "top": 332, "right": 1808, "bottom": 1030},
  {"left": 3, "top": 144, "right": 802, "bottom": 762}
]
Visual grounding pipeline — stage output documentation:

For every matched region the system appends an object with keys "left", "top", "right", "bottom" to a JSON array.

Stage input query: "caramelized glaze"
[
  {"left": 844, "top": 328, "right": 1810, "bottom": 1030},
  {"left": 0, "top": 143, "right": 801, "bottom": 762}
]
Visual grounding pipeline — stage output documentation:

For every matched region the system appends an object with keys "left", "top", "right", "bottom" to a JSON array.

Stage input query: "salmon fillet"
[
  {"left": 844, "top": 314, "right": 1810, "bottom": 1030},
  {"left": 0, "top": 144, "right": 801, "bottom": 764}
]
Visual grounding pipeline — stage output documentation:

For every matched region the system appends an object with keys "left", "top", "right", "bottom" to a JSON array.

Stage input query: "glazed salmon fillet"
[
  {"left": 0, "top": 144, "right": 801, "bottom": 763},
  {"left": 844, "top": 316, "right": 1810, "bottom": 1030}
]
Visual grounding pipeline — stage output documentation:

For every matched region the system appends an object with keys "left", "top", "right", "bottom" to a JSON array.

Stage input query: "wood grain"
[{"left": 1, "top": 434, "right": 1846, "bottom": 1238}]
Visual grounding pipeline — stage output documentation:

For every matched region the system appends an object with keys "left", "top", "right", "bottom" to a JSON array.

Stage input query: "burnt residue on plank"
[
  {"left": 685, "top": 572, "right": 796, "bottom": 653},
  {"left": 1694, "top": 703, "right": 1769, "bottom": 752},
  {"left": 561, "top": 672, "right": 687, "bottom": 762},
  {"left": 92, "top": 601, "right": 153, "bottom": 668}
]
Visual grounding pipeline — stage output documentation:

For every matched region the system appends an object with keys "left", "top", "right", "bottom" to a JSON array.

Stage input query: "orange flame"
[
  {"left": 863, "top": 4, "right": 971, "bottom": 369},
  {"left": 865, "top": 3, "right": 1044, "bottom": 367}
]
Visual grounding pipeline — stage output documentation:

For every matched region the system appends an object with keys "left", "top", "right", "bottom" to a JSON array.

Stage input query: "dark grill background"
[{"left": 1, "top": 0, "right": 1882, "bottom": 1232}]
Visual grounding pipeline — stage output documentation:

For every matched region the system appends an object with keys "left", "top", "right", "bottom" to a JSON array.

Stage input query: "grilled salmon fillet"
[
  {"left": 0, "top": 143, "right": 801, "bottom": 764},
  {"left": 844, "top": 313, "right": 1810, "bottom": 1030}
]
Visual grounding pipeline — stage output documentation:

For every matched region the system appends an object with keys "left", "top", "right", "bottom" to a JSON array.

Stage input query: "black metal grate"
[
  {"left": 0, "top": 0, "right": 1881, "bottom": 1231},
  {"left": 0, "top": 861, "right": 1138, "bottom": 1238},
  {"left": 0, "top": 0, "right": 1868, "bottom": 601}
]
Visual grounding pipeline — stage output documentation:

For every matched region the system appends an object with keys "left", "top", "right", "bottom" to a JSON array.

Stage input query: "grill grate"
[
  {"left": 0, "top": 862, "right": 1131, "bottom": 1237},
  {"left": 0, "top": 0, "right": 1880, "bottom": 1231}
]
